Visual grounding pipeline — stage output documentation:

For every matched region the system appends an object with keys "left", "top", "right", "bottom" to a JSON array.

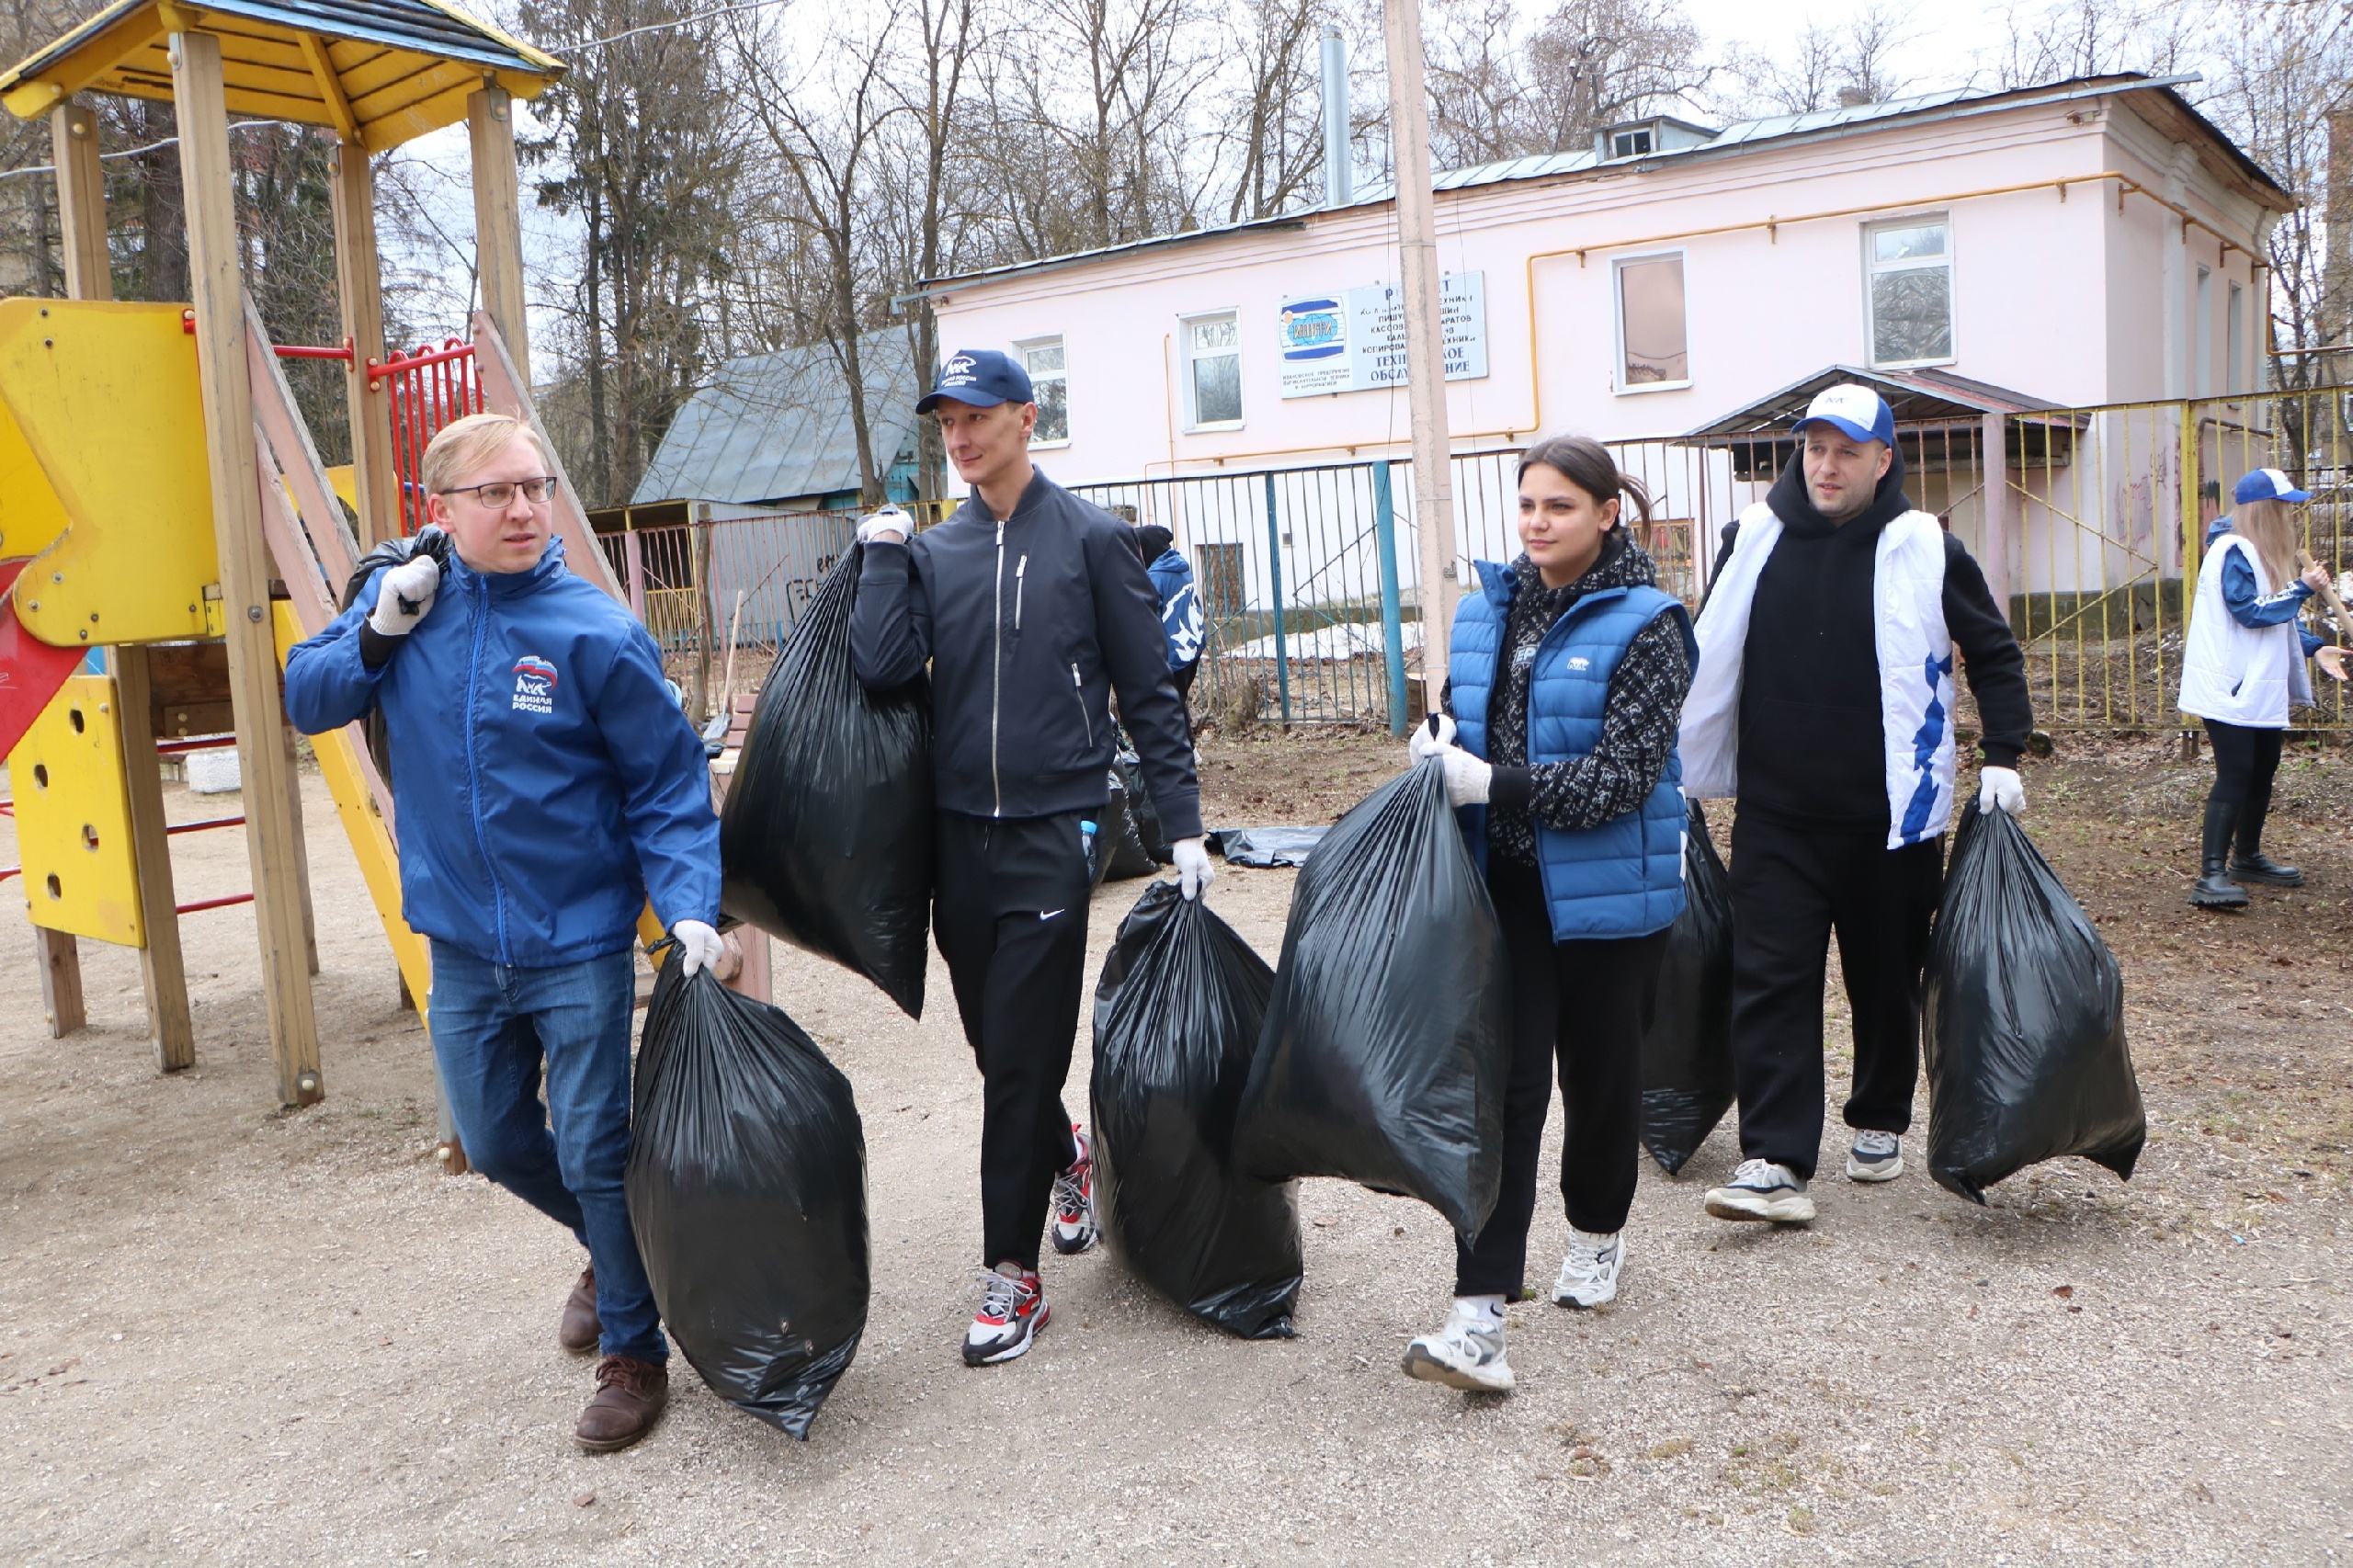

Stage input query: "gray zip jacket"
[{"left": 850, "top": 469, "right": 1203, "bottom": 839}]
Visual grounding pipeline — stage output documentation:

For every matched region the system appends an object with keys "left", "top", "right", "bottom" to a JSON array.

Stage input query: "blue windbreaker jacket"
[{"left": 283, "top": 538, "right": 721, "bottom": 968}]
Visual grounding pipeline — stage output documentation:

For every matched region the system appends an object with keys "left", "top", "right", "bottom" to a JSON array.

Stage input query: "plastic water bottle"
[{"left": 1080, "top": 820, "right": 1098, "bottom": 877}]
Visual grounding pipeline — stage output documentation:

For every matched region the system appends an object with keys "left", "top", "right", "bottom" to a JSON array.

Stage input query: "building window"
[
  {"left": 1019, "top": 337, "right": 1068, "bottom": 445},
  {"left": 1863, "top": 217, "right": 1953, "bottom": 367},
  {"left": 2195, "top": 267, "right": 2213, "bottom": 398},
  {"left": 1610, "top": 127, "right": 1653, "bottom": 159},
  {"left": 2226, "top": 280, "right": 2245, "bottom": 397},
  {"left": 1185, "top": 312, "right": 1243, "bottom": 427},
  {"left": 1615, "top": 254, "right": 1688, "bottom": 390}
]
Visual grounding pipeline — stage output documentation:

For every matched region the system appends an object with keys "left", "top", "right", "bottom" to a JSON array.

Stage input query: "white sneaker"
[
  {"left": 1050, "top": 1125, "right": 1099, "bottom": 1255},
  {"left": 1551, "top": 1229, "right": 1623, "bottom": 1308},
  {"left": 1401, "top": 1301, "right": 1515, "bottom": 1392},
  {"left": 1703, "top": 1158, "right": 1817, "bottom": 1224},
  {"left": 1846, "top": 1130, "right": 1904, "bottom": 1183}
]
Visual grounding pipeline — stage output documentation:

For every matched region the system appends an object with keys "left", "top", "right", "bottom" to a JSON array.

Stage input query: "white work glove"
[
  {"left": 858, "top": 506, "right": 911, "bottom": 546},
  {"left": 369, "top": 555, "right": 440, "bottom": 637},
  {"left": 1172, "top": 836, "right": 1216, "bottom": 901},
  {"left": 672, "top": 919, "right": 725, "bottom": 977},
  {"left": 1434, "top": 745, "right": 1492, "bottom": 807},
  {"left": 1408, "top": 712, "right": 1457, "bottom": 764},
  {"left": 1978, "top": 766, "right": 2026, "bottom": 817}
]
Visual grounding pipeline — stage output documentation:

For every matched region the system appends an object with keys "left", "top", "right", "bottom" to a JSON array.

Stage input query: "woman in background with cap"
[{"left": 2178, "top": 468, "right": 2348, "bottom": 909}]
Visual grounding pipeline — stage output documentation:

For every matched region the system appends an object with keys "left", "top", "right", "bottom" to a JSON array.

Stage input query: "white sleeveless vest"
[
  {"left": 1679, "top": 502, "right": 1958, "bottom": 849},
  {"left": 2177, "top": 533, "right": 2310, "bottom": 728}
]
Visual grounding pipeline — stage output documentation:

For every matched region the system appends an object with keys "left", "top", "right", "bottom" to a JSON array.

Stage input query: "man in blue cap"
[
  {"left": 1679, "top": 384, "right": 2033, "bottom": 1225},
  {"left": 851, "top": 348, "right": 1213, "bottom": 1366}
]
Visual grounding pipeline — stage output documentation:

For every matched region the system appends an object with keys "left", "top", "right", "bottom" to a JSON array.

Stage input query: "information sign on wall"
[{"left": 1278, "top": 273, "right": 1487, "bottom": 397}]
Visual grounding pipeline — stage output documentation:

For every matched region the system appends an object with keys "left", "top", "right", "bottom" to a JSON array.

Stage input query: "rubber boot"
[
  {"left": 2190, "top": 801, "right": 2249, "bottom": 909},
  {"left": 2227, "top": 786, "right": 2302, "bottom": 885}
]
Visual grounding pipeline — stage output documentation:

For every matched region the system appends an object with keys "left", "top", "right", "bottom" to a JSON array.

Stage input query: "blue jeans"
[{"left": 427, "top": 940, "right": 665, "bottom": 1362}]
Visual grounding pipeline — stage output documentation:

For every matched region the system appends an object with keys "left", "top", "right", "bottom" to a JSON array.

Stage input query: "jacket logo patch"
[
  {"left": 512, "top": 655, "right": 557, "bottom": 714},
  {"left": 1565, "top": 654, "right": 1593, "bottom": 672}
]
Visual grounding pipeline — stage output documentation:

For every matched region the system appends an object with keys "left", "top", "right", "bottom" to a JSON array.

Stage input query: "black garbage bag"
[
  {"left": 721, "top": 546, "right": 932, "bottom": 1018},
  {"left": 338, "top": 526, "right": 454, "bottom": 790},
  {"left": 1924, "top": 801, "right": 2145, "bottom": 1204},
  {"left": 1092, "top": 881, "right": 1302, "bottom": 1338},
  {"left": 1113, "top": 744, "right": 1173, "bottom": 863},
  {"left": 1233, "top": 761, "right": 1510, "bottom": 1239},
  {"left": 1103, "top": 770, "right": 1158, "bottom": 881},
  {"left": 1639, "top": 800, "right": 1736, "bottom": 1175},
  {"left": 628, "top": 956, "right": 870, "bottom": 1439}
]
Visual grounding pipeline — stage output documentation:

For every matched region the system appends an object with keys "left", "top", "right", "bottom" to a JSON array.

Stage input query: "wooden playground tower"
[{"left": 0, "top": 0, "right": 634, "bottom": 1113}]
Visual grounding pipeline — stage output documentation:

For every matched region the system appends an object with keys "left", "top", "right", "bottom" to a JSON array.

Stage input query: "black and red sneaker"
[
  {"left": 1051, "top": 1125, "right": 1099, "bottom": 1256},
  {"left": 963, "top": 1266, "right": 1050, "bottom": 1367}
]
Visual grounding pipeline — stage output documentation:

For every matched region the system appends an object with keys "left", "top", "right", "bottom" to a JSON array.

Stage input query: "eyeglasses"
[{"left": 440, "top": 476, "right": 560, "bottom": 507}]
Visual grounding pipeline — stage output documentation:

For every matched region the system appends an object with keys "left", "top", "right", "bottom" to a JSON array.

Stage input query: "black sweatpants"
[
  {"left": 2203, "top": 720, "right": 2284, "bottom": 814},
  {"left": 933, "top": 809, "right": 1092, "bottom": 1272},
  {"left": 1455, "top": 858, "right": 1670, "bottom": 1299},
  {"left": 1726, "top": 810, "right": 1944, "bottom": 1183}
]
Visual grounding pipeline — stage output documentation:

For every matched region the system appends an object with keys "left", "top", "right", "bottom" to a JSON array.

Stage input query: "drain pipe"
[{"left": 1322, "top": 24, "right": 1351, "bottom": 209}]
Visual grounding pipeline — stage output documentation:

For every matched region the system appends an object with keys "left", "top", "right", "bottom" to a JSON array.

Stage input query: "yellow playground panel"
[
  {"left": 13, "top": 674, "right": 143, "bottom": 948},
  {"left": 0, "top": 299, "right": 220, "bottom": 645}
]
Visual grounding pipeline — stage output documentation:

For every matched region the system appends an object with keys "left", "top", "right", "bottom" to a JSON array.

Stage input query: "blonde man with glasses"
[{"left": 286, "top": 412, "right": 729, "bottom": 1453}]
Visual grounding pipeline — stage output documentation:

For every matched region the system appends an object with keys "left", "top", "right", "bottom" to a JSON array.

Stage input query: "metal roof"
[
  {"left": 0, "top": 0, "right": 563, "bottom": 149},
  {"left": 1685, "top": 364, "right": 2086, "bottom": 440},
  {"left": 919, "top": 73, "right": 2280, "bottom": 296},
  {"left": 631, "top": 332, "right": 919, "bottom": 508}
]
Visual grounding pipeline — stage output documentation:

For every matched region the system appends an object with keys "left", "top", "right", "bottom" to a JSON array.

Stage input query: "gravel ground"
[{"left": 1, "top": 735, "right": 2348, "bottom": 1567}]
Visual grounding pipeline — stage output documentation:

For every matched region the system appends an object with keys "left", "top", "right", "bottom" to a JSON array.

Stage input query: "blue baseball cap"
[
  {"left": 917, "top": 348, "right": 1033, "bottom": 414},
  {"left": 1791, "top": 384, "right": 1896, "bottom": 447},
  {"left": 2234, "top": 467, "right": 2310, "bottom": 505}
]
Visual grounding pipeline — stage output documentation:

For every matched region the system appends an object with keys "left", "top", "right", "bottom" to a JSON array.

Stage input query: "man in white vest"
[{"left": 1678, "top": 385, "right": 2033, "bottom": 1223}]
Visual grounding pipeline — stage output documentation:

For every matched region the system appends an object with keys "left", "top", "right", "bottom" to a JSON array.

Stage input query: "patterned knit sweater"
[{"left": 1468, "top": 532, "right": 1692, "bottom": 869}]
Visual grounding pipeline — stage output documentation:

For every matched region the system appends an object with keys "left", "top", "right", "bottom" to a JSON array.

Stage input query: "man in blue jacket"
[
  {"left": 1133, "top": 522, "right": 1205, "bottom": 740},
  {"left": 853, "top": 349, "right": 1211, "bottom": 1368},
  {"left": 285, "top": 413, "right": 726, "bottom": 1453}
]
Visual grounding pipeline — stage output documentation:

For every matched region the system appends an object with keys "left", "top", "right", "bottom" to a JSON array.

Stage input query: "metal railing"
[
  {"left": 597, "top": 511, "right": 858, "bottom": 699},
  {"left": 372, "top": 339, "right": 486, "bottom": 535}
]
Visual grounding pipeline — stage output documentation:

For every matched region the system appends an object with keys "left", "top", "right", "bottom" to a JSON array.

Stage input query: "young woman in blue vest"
[
  {"left": 2178, "top": 469, "right": 2348, "bottom": 909},
  {"left": 1401, "top": 434, "right": 1697, "bottom": 1392}
]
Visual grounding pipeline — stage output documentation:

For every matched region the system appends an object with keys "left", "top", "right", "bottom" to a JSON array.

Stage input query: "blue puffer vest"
[{"left": 1450, "top": 559, "right": 1695, "bottom": 940}]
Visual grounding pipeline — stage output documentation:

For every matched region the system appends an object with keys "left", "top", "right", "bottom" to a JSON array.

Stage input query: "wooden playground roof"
[{"left": 0, "top": 0, "right": 563, "bottom": 148}]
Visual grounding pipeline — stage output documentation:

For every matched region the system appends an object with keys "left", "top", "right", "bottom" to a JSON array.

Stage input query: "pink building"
[{"left": 920, "top": 74, "right": 2293, "bottom": 723}]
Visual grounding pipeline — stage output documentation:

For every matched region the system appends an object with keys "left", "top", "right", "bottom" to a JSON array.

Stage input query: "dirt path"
[{"left": 1, "top": 734, "right": 2347, "bottom": 1566}]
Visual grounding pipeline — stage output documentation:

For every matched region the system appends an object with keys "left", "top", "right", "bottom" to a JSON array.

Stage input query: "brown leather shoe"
[
  {"left": 575, "top": 1356, "right": 667, "bottom": 1452},
  {"left": 559, "top": 1267, "right": 599, "bottom": 1354}
]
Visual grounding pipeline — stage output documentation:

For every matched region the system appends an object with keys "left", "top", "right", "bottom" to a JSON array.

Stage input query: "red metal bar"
[
  {"left": 370, "top": 339, "right": 475, "bottom": 386},
  {"left": 0, "top": 867, "right": 18, "bottom": 881},
  {"left": 165, "top": 815, "right": 244, "bottom": 835},
  {"left": 176, "top": 893, "right": 254, "bottom": 915},
  {"left": 154, "top": 736, "right": 235, "bottom": 756},
  {"left": 274, "top": 342, "right": 355, "bottom": 362}
]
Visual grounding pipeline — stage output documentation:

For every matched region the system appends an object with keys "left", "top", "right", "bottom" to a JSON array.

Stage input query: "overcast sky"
[{"left": 390, "top": 0, "right": 2101, "bottom": 355}]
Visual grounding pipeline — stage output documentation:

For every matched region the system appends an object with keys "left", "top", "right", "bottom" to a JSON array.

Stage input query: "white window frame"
[
  {"left": 1611, "top": 249, "right": 1690, "bottom": 395},
  {"left": 1180, "top": 309, "right": 1245, "bottom": 432},
  {"left": 1016, "top": 335, "right": 1070, "bottom": 449},
  {"left": 2195, "top": 266, "right": 2214, "bottom": 399},
  {"left": 1861, "top": 213, "right": 1957, "bottom": 370},
  {"left": 1610, "top": 126, "right": 1654, "bottom": 159},
  {"left": 2226, "top": 278, "right": 2245, "bottom": 398}
]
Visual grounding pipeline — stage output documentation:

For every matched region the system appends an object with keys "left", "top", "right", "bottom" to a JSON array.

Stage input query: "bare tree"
[
  {"left": 1222, "top": 0, "right": 1334, "bottom": 222},
  {"left": 1716, "top": 3, "right": 1912, "bottom": 116},
  {"left": 1425, "top": 0, "right": 1707, "bottom": 166},
  {"left": 733, "top": 11, "right": 906, "bottom": 506}
]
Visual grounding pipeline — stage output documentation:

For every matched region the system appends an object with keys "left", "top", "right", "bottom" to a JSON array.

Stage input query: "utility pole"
[{"left": 1382, "top": 0, "right": 1456, "bottom": 709}]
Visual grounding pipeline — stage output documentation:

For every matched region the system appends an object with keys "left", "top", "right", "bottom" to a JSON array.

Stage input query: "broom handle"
[{"left": 2296, "top": 550, "right": 2353, "bottom": 643}]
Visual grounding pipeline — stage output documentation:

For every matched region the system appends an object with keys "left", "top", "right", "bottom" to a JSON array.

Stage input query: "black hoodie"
[{"left": 1722, "top": 447, "right": 2030, "bottom": 831}]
